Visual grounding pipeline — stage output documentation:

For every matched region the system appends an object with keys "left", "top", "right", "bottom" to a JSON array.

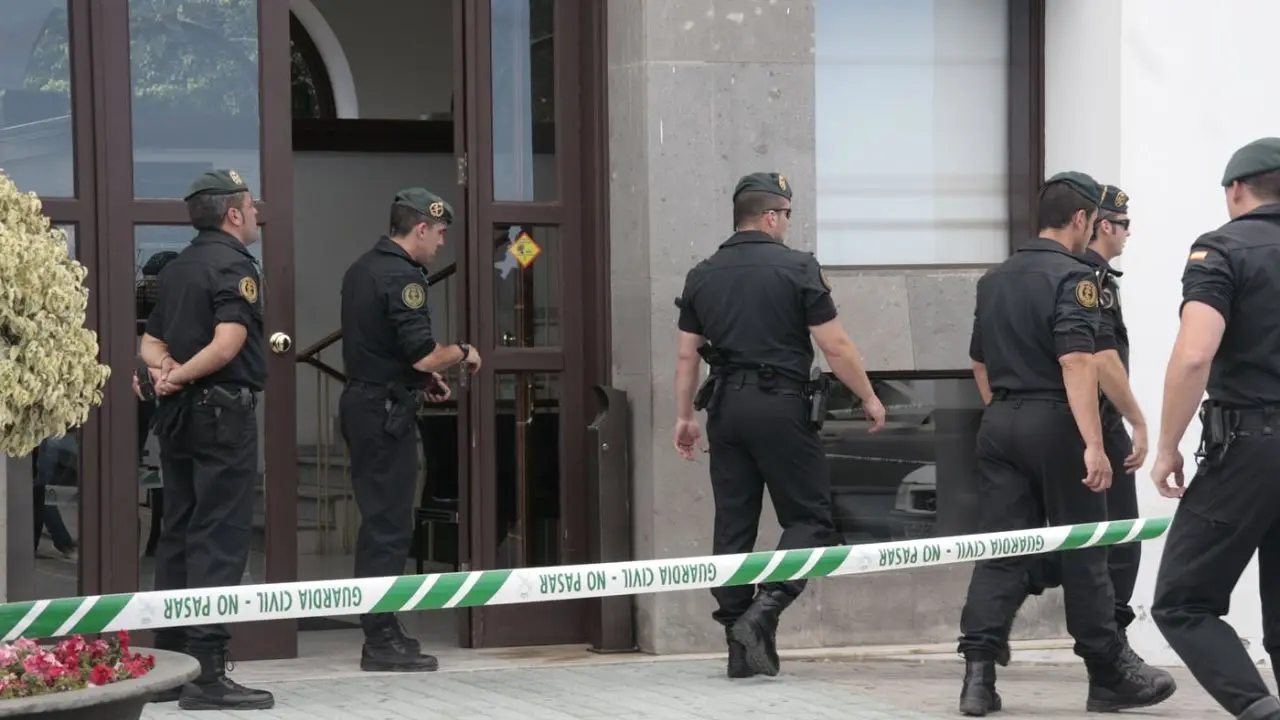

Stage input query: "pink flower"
[
  {"left": 89, "top": 665, "right": 112, "bottom": 686},
  {"left": 12, "top": 638, "right": 37, "bottom": 653},
  {"left": 0, "top": 647, "right": 18, "bottom": 666}
]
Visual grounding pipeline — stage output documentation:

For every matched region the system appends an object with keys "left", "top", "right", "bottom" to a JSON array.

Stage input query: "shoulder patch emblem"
[
  {"left": 238, "top": 276, "right": 258, "bottom": 303},
  {"left": 1074, "top": 278, "right": 1098, "bottom": 308},
  {"left": 1188, "top": 249, "right": 1208, "bottom": 261},
  {"left": 402, "top": 282, "right": 426, "bottom": 309},
  {"left": 819, "top": 268, "right": 831, "bottom": 291}
]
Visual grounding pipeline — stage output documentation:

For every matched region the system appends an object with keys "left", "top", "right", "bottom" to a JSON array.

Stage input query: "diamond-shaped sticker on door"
[{"left": 509, "top": 231, "right": 542, "bottom": 269}]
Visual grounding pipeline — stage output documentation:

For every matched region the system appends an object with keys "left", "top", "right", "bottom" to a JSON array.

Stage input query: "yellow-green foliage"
[{"left": 0, "top": 171, "right": 111, "bottom": 457}]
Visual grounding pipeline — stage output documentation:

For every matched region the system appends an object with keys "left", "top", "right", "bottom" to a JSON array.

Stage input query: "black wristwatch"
[{"left": 457, "top": 342, "right": 471, "bottom": 363}]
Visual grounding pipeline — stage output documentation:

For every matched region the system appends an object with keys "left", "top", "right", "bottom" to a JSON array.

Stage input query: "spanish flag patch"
[{"left": 1188, "top": 250, "right": 1208, "bottom": 261}]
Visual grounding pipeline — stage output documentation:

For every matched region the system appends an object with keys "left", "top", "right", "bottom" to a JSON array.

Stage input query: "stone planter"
[{"left": 0, "top": 649, "right": 198, "bottom": 720}]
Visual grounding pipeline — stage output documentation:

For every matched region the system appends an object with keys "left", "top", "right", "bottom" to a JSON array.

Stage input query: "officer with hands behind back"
[
  {"left": 339, "top": 188, "right": 481, "bottom": 673},
  {"left": 956, "top": 171, "right": 1174, "bottom": 716},
  {"left": 136, "top": 169, "right": 275, "bottom": 711},
  {"left": 673, "top": 172, "right": 886, "bottom": 681},
  {"left": 1151, "top": 138, "right": 1280, "bottom": 720}
]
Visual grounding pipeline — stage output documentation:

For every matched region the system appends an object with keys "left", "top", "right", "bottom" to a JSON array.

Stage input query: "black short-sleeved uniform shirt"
[
  {"left": 968, "top": 238, "right": 1101, "bottom": 393},
  {"left": 676, "top": 231, "right": 837, "bottom": 381},
  {"left": 1083, "top": 248, "right": 1129, "bottom": 373},
  {"left": 144, "top": 230, "right": 267, "bottom": 390},
  {"left": 341, "top": 236, "right": 437, "bottom": 389},
  {"left": 1181, "top": 203, "right": 1280, "bottom": 407}
]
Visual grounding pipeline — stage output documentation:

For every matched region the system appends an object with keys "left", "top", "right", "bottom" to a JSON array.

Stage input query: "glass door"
[{"left": 463, "top": 0, "right": 590, "bottom": 648}]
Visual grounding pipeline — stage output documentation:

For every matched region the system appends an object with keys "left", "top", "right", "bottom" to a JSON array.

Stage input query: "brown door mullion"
[{"left": 487, "top": 348, "right": 564, "bottom": 372}]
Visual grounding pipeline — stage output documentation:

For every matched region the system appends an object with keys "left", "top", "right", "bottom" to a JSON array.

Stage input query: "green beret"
[
  {"left": 393, "top": 187, "right": 454, "bottom": 226},
  {"left": 732, "top": 172, "right": 792, "bottom": 202},
  {"left": 1099, "top": 185, "right": 1129, "bottom": 214},
  {"left": 1043, "top": 171, "right": 1106, "bottom": 207},
  {"left": 1221, "top": 137, "right": 1280, "bottom": 186},
  {"left": 184, "top": 169, "right": 250, "bottom": 201}
]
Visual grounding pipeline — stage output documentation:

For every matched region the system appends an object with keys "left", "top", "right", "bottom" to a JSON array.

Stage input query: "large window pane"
[
  {"left": 34, "top": 224, "right": 81, "bottom": 600},
  {"left": 1, "top": 1, "right": 75, "bottom": 198},
  {"left": 815, "top": 0, "right": 1008, "bottom": 265},
  {"left": 493, "top": 372, "right": 561, "bottom": 569},
  {"left": 824, "top": 375, "right": 984, "bottom": 545},
  {"left": 490, "top": 0, "right": 556, "bottom": 202},
  {"left": 128, "top": 0, "right": 261, "bottom": 199}
]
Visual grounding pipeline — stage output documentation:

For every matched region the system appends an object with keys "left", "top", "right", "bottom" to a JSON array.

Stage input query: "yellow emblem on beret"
[
  {"left": 228, "top": 169, "right": 243, "bottom": 185},
  {"left": 777, "top": 174, "right": 788, "bottom": 192},
  {"left": 1114, "top": 191, "right": 1127, "bottom": 207},
  {"left": 402, "top": 282, "right": 426, "bottom": 309},
  {"left": 238, "top": 276, "right": 258, "bottom": 303},
  {"left": 428, "top": 201, "right": 445, "bottom": 218},
  {"left": 1074, "top": 279, "right": 1098, "bottom": 308}
]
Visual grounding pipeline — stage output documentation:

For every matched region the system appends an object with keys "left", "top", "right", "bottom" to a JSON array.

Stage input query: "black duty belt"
[
  {"left": 989, "top": 389, "right": 1067, "bottom": 403},
  {"left": 721, "top": 368, "right": 809, "bottom": 393},
  {"left": 1224, "top": 407, "right": 1280, "bottom": 434}
]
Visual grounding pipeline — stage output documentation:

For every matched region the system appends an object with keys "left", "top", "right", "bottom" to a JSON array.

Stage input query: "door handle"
[{"left": 269, "top": 332, "right": 293, "bottom": 354}]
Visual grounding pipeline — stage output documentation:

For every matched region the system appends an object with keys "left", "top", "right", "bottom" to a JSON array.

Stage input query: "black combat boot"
[
  {"left": 360, "top": 624, "right": 439, "bottom": 672},
  {"left": 730, "top": 586, "right": 793, "bottom": 677},
  {"left": 958, "top": 651, "right": 1003, "bottom": 717},
  {"left": 1115, "top": 627, "right": 1147, "bottom": 674},
  {"left": 1084, "top": 654, "right": 1177, "bottom": 712},
  {"left": 149, "top": 632, "right": 187, "bottom": 704},
  {"left": 1239, "top": 696, "right": 1280, "bottom": 719},
  {"left": 178, "top": 650, "right": 275, "bottom": 711},
  {"left": 725, "top": 626, "right": 753, "bottom": 678}
]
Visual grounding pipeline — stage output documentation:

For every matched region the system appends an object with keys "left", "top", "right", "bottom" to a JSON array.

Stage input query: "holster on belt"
[
  {"left": 383, "top": 383, "right": 423, "bottom": 439},
  {"left": 1195, "top": 399, "right": 1239, "bottom": 468},
  {"left": 693, "top": 343, "right": 727, "bottom": 413},
  {"left": 201, "top": 386, "right": 255, "bottom": 444},
  {"left": 152, "top": 394, "right": 190, "bottom": 441},
  {"left": 807, "top": 371, "right": 831, "bottom": 430}
]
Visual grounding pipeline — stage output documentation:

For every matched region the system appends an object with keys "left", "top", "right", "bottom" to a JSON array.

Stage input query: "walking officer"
[
  {"left": 339, "top": 188, "right": 481, "bottom": 672},
  {"left": 957, "top": 171, "right": 1174, "bottom": 716},
  {"left": 137, "top": 169, "right": 274, "bottom": 711},
  {"left": 1152, "top": 137, "right": 1280, "bottom": 720},
  {"left": 994, "top": 184, "right": 1152, "bottom": 671},
  {"left": 672, "top": 172, "right": 886, "bottom": 679}
]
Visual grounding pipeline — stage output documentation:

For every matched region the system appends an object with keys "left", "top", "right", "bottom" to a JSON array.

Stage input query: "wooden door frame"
[
  {"left": 83, "top": 0, "right": 297, "bottom": 661},
  {"left": 462, "top": 0, "right": 592, "bottom": 648}
]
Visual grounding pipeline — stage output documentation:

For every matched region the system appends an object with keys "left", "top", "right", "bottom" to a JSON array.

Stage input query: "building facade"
[{"left": 3, "top": 0, "right": 1263, "bottom": 666}]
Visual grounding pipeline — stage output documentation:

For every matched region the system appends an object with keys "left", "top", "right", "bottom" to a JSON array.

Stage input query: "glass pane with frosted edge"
[
  {"left": 1, "top": 1, "right": 75, "bottom": 197},
  {"left": 814, "top": 0, "right": 1009, "bottom": 265},
  {"left": 493, "top": 224, "right": 561, "bottom": 347},
  {"left": 128, "top": 0, "right": 261, "bottom": 199},
  {"left": 492, "top": 371, "right": 561, "bottom": 569},
  {"left": 491, "top": 0, "right": 556, "bottom": 202},
  {"left": 134, "top": 225, "right": 265, "bottom": 591},
  {"left": 33, "top": 223, "right": 82, "bottom": 600},
  {"left": 823, "top": 375, "right": 985, "bottom": 545}
]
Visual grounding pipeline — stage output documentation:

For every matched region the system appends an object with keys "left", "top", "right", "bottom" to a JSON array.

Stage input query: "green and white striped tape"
[{"left": 0, "top": 516, "right": 1171, "bottom": 641}]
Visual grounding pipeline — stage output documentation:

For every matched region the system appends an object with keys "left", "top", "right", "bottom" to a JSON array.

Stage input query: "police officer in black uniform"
[
  {"left": 957, "top": 171, "right": 1174, "bottom": 716},
  {"left": 340, "top": 188, "right": 481, "bottom": 672},
  {"left": 995, "top": 185, "right": 1152, "bottom": 670},
  {"left": 138, "top": 169, "right": 274, "bottom": 711},
  {"left": 673, "top": 172, "right": 886, "bottom": 679},
  {"left": 1152, "top": 137, "right": 1280, "bottom": 720}
]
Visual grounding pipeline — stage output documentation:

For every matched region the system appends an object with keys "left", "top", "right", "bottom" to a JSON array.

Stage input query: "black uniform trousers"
[
  {"left": 1152, "top": 412, "right": 1280, "bottom": 717},
  {"left": 1020, "top": 413, "right": 1141, "bottom": 628},
  {"left": 153, "top": 388, "right": 258, "bottom": 654},
  {"left": 705, "top": 375, "right": 838, "bottom": 628},
  {"left": 958, "top": 394, "right": 1122, "bottom": 664},
  {"left": 339, "top": 382, "right": 420, "bottom": 638}
]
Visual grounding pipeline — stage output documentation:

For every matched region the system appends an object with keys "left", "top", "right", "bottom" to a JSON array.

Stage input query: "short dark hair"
[
  {"left": 1241, "top": 169, "right": 1280, "bottom": 204},
  {"left": 389, "top": 204, "right": 445, "bottom": 237},
  {"left": 1037, "top": 183, "right": 1096, "bottom": 231},
  {"left": 187, "top": 191, "right": 245, "bottom": 230},
  {"left": 1089, "top": 210, "right": 1120, "bottom": 243},
  {"left": 733, "top": 191, "right": 778, "bottom": 228}
]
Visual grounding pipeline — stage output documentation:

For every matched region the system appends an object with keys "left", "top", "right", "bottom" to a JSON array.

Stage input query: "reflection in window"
[
  {"left": 2, "top": 0, "right": 74, "bottom": 197},
  {"left": 814, "top": 0, "right": 1008, "bottom": 265},
  {"left": 128, "top": 0, "right": 261, "bottom": 198},
  {"left": 823, "top": 374, "right": 984, "bottom": 544},
  {"left": 490, "top": 0, "right": 556, "bottom": 202},
  {"left": 494, "top": 372, "right": 561, "bottom": 569}
]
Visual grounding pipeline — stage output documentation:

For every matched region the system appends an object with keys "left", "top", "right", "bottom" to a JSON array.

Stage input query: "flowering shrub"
[{"left": 0, "top": 631, "right": 156, "bottom": 699}]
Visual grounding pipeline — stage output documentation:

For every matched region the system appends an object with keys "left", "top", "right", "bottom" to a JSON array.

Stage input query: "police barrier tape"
[{"left": 0, "top": 516, "right": 1172, "bottom": 641}]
